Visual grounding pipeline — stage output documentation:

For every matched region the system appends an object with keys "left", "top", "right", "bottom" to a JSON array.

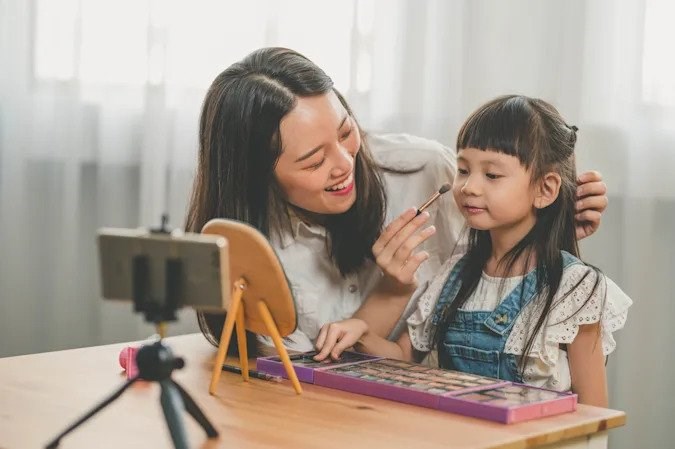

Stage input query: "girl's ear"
[{"left": 534, "top": 172, "right": 562, "bottom": 209}]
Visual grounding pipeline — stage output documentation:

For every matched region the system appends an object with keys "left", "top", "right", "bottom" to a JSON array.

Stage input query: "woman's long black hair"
[{"left": 186, "top": 48, "right": 389, "bottom": 354}]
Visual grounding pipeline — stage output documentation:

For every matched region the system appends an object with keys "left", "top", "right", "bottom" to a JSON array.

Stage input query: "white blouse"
[
  {"left": 407, "top": 254, "right": 633, "bottom": 391},
  {"left": 258, "top": 133, "right": 466, "bottom": 352}
]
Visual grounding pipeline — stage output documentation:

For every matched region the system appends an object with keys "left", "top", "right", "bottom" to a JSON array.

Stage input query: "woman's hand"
[
  {"left": 313, "top": 319, "right": 369, "bottom": 361},
  {"left": 372, "top": 208, "right": 437, "bottom": 290},
  {"left": 575, "top": 171, "right": 608, "bottom": 240}
]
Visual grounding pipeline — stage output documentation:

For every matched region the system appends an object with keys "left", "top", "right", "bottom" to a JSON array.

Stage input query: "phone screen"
[{"left": 97, "top": 229, "right": 229, "bottom": 311}]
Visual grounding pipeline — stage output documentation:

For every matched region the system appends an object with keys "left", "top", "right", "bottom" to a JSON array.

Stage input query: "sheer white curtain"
[
  {"left": 0, "top": 0, "right": 365, "bottom": 354},
  {"left": 1, "top": 1, "right": 672, "bottom": 447}
]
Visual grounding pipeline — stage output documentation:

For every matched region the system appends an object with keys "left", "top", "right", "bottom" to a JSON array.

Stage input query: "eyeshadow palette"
[
  {"left": 313, "top": 359, "right": 509, "bottom": 410},
  {"left": 438, "top": 383, "right": 577, "bottom": 423},
  {"left": 256, "top": 350, "right": 382, "bottom": 383},
  {"left": 256, "top": 351, "right": 577, "bottom": 423}
]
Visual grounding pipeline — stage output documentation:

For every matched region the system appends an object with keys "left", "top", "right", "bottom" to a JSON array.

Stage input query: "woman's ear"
[{"left": 534, "top": 172, "right": 562, "bottom": 209}]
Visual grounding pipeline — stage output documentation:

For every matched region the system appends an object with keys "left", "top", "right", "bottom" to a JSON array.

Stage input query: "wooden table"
[{"left": 0, "top": 334, "right": 625, "bottom": 449}]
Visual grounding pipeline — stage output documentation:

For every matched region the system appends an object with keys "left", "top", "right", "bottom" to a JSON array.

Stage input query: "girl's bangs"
[{"left": 456, "top": 97, "right": 533, "bottom": 164}]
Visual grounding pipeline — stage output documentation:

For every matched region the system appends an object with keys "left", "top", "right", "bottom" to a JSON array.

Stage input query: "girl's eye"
[
  {"left": 306, "top": 158, "right": 326, "bottom": 170},
  {"left": 458, "top": 168, "right": 468, "bottom": 175},
  {"left": 486, "top": 173, "right": 501, "bottom": 180},
  {"left": 339, "top": 127, "right": 352, "bottom": 141}
]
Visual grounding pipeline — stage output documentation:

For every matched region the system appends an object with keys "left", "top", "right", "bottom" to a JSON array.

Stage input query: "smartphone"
[{"left": 97, "top": 228, "right": 230, "bottom": 311}]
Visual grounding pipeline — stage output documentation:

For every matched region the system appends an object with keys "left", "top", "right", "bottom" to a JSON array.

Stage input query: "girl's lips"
[{"left": 464, "top": 206, "right": 485, "bottom": 214}]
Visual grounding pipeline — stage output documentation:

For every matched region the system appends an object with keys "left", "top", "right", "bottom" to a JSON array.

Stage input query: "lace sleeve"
[
  {"left": 406, "top": 253, "right": 463, "bottom": 352},
  {"left": 511, "top": 264, "right": 633, "bottom": 367}
]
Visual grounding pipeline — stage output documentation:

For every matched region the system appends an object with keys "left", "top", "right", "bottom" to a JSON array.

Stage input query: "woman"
[{"left": 186, "top": 47, "right": 607, "bottom": 355}]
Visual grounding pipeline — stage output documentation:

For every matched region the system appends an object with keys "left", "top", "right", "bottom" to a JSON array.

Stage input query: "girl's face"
[
  {"left": 453, "top": 148, "right": 538, "bottom": 237},
  {"left": 275, "top": 91, "right": 360, "bottom": 215}
]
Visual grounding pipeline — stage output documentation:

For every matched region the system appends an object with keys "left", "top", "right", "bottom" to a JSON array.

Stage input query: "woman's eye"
[
  {"left": 339, "top": 128, "right": 352, "bottom": 141},
  {"left": 458, "top": 168, "right": 468, "bottom": 175},
  {"left": 306, "top": 158, "right": 325, "bottom": 170}
]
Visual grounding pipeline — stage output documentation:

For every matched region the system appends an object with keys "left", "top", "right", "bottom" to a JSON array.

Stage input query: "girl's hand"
[
  {"left": 313, "top": 319, "right": 369, "bottom": 361},
  {"left": 575, "top": 171, "right": 608, "bottom": 240},
  {"left": 372, "top": 208, "right": 437, "bottom": 290}
]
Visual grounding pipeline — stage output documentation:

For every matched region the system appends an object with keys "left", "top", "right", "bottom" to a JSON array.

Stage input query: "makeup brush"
[{"left": 416, "top": 183, "right": 451, "bottom": 215}]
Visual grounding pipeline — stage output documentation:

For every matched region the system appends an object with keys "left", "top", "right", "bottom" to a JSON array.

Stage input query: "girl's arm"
[{"left": 567, "top": 322, "right": 608, "bottom": 407}]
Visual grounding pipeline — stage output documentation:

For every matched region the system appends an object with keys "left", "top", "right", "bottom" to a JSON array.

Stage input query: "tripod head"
[
  {"left": 136, "top": 341, "right": 185, "bottom": 382},
  {"left": 133, "top": 214, "right": 181, "bottom": 326},
  {"left": 98, "top": 214, "right": 230, "bottom": 332}
]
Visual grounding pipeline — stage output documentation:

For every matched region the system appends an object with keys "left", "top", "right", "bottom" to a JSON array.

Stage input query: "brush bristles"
[{"left": 438, "top": 183, "right": 451, "bottom": 194}]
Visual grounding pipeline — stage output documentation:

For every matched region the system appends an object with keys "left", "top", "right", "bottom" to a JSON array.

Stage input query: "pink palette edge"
[{"left": 256, "top": 352, "right": 577, "bottom": 424}]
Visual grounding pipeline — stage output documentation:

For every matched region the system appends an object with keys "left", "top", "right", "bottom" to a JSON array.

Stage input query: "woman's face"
[{"left": 275, "top": 91, "right": 361, "bottom": 215}]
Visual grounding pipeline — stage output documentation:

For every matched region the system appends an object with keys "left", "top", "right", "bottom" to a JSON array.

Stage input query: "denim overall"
[{"left": 431, "top": 251, "right": 582, "bottom": 382}]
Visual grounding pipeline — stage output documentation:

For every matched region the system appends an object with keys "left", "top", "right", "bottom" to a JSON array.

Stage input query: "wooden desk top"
[{"left": 0, "top": 334, "right": 625, "bottom": 449}]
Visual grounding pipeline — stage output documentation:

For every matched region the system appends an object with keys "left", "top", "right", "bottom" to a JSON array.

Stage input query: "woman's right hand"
[
  {"left": 372, "top": 207, "right": 437, "bottom": 290},
  {"left": 313, "top": 318, "right": 370, "bottom": 361}
]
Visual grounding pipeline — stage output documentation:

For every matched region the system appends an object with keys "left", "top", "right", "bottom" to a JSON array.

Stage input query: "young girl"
[{"left": 314, "top": 95, "right": 631, "bottom": 407}]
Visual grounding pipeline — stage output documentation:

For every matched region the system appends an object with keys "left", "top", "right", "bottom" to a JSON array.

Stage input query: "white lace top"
[{"left": 407, "top": 254, "right": 633, "bottom": 391}]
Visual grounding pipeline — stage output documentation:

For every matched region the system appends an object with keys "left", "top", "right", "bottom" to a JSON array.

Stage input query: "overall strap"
[
  {"left": 483, "top": 268, "right": 539, "bottom": 336},
  {"left": 561, "top": 250, "right": 583, "bottom": 269},
  {"left": 431, "top": 255, "right": 469, "bottom": 326},
  {"left": 484, "top": 250, "right": 585, "bottom": 335}
]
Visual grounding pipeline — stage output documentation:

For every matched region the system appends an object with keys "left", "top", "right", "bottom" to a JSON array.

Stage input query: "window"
[
  {"left": 642, "top": 0, "right": 675, "bottom": 107},
  {"left": 33, "top": 0, "right": 364, "bottom": 93}
]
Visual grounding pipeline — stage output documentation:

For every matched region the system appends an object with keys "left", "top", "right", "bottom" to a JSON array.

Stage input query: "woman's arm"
[
  {"left": 351, "top": 276, "right": 417, "bottom": 338},
  {"left": 356, "top": 325, "right": 415, "bottom": 361},
  {"left": 313, "top": 317, "right": 415, "bottom": 361},
  {"left": 352, "top": 208, "right": 435, "bottom": 338},
  {"left": 567, "top": 322, "right": 608, "bottom": 407}
]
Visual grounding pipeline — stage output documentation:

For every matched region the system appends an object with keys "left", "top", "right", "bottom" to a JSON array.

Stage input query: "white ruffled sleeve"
[
  {"left": 406, "top": 253, "right": 464, "bottom": 352},
  {"left": 517, "top": 264, "right": 633, "bottom": 367}
]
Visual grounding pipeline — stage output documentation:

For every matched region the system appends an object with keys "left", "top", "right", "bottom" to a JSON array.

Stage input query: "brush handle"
[{"left": 416, "top": 192, "right": 442, "bottom": 214}]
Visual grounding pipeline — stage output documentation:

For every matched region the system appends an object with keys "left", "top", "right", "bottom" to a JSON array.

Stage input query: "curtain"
[{"left": 1, "top": 1, "right": 672, "bottom": 447}]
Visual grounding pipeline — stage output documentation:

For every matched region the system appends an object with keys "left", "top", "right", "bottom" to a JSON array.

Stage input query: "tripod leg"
[
  {"left": 209, "top": 279, "right": 245, "bottom": 395},
  {"left": 171, "top": 381, "right": 219, "bottom": 438},
  {"left": 159, "top": 380, "right": 190, "bottom": 449},
  {"left": 256, "top": 300, "right": 303, "bottom": 395},
  {"left": 235, "top": 301, "right": 249, "bottom": 381},
  {"left": 44, "top": 377, "right": 138, "bottom": 449}
]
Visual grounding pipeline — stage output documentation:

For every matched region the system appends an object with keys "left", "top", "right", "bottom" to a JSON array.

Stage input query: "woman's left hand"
[{"left": 575, "top": 171, "right": 608, "bottom": 240}]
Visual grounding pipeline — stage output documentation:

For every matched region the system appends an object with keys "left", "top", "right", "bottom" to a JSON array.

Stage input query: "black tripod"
[
  {"left": 47, "top": 216, "right": 219, "bottom": 448},
  {"left": 45, "top": 340, "right": 218, "bottom": 449}
]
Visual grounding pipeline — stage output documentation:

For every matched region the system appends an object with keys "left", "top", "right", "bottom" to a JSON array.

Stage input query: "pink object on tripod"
[{"left": 118, "top": 346, "right": 139, "bottom": 379}]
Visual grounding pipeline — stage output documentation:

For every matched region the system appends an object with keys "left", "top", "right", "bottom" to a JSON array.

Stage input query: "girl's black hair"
[{"left": 433, "top": 95, "right": 603, "bottom": 374}]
